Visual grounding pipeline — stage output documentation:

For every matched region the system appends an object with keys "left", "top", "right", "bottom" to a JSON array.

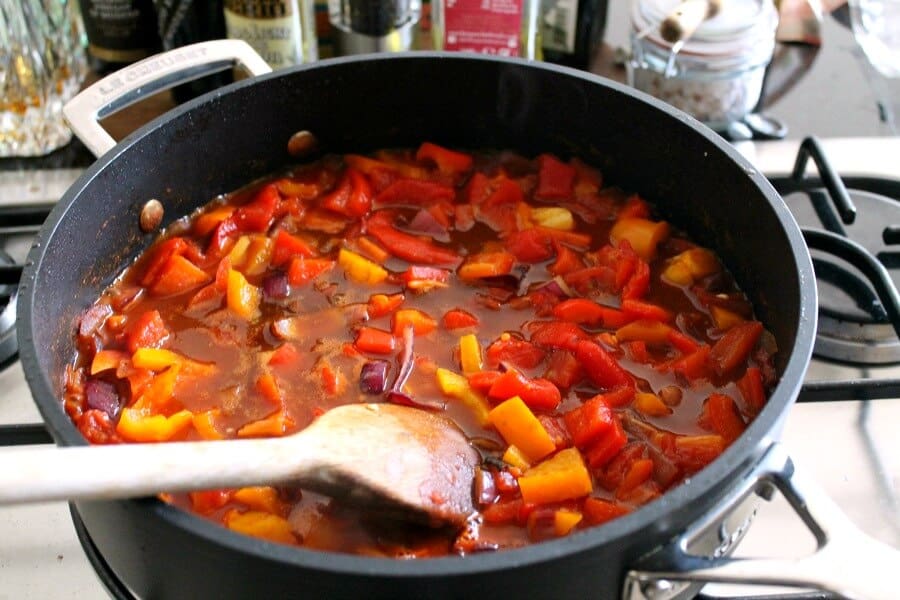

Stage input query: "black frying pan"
[{"left": 19, "top": 41, "right": 887, "bottom": 599}]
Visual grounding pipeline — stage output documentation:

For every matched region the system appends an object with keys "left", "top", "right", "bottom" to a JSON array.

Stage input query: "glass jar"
[{"left": 627, "top": 0, "right": 778, "bottom": 131}]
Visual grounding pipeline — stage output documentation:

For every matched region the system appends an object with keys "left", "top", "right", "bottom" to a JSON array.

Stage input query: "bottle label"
[
  {"left": 79, "top": 0, "right": 159, "bottom": 55},
  {"left": 443, "top": 0, "right": 522, "bottom": 56},
  {"left": 224, "top": 0, "right": 304, "bottom": 68},
  {"left": 541, "top": 0, "right": 577, "bottom": 53}
]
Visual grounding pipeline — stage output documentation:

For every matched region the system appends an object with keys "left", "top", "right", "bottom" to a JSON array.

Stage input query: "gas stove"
[{"left": 0, "top": 136, "right": 898, "bottom": 599}]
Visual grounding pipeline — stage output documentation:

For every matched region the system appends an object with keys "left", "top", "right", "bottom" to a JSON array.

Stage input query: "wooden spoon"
[
  {"left": 0, "top": 403, "right": 479, "bottom": 526},
  {"left": 659, "top": 0, "right": 723, "bottom": 44}
]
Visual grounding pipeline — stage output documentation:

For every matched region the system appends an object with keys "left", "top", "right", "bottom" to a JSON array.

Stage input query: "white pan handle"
[
  {"left": 63, "top": 40, "right": 272, "bottom": 158},
  {"left": 623, "top": 442, "right": 899, "bottom": 600}
]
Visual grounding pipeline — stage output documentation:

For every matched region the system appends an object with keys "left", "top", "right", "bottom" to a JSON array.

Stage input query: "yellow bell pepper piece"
[
  {"left": 243, "top": 236, "right": 273, "bottom": 276},
  {"left": 459, "top": 333, "right": 483, "bottom": 375},
  {"left": 227, "top": 268, "right": 261, "bottom": 319},
  {"left": 517, "top": 447, "right": 593, "bottom": 505},
  {"left": 609, "top": 217, "right": 670, "bottom": 260},
  {"left": 132, "top": 363, "right": 181, "bottom": 413},
  {"left": 633, "top": 392, "right": 672, "bottom": 417},
  {"left": 224, "top": 510, "right": 296, "bottom": 544},
  {"left": 435, "top": 368, "right": 491, "bottom": 425},
  {"left": 227, "top": 235, "right": 252, "bottom": 267},
  {"left": 711, "top": 305, "right": 745, "bottom": 330},
  {"left": 116, "top": 407, "right": 193, "bottom": 442},
  {"left": 553, "top": 509, "right": 584, "bottom": 536},
  {"left": 338, "top": 248, "right": 388, "bottom": 285},
  {"left": 131, "top": 347, "right": 183, "bottom": 370},
  {"left": 90, "top": 349, "right": 128, "bottom": 375},
  {"left": 192, "top": 409, "right": 224, "bottom": 440},
  {"left": 502, "top": 444, "right": 532, "bottom": 470},
  {"left": 488, "top": 396, "right": 556, "bottom": 462},
  {"left": 233, "top": 486, "right": 286, "bottom": 515},
  {"left": 530, "top": 207, "right": 575, "bottom": 231},
  {"left": 663, "top": 248, "right": 720, "bottom": 286}
]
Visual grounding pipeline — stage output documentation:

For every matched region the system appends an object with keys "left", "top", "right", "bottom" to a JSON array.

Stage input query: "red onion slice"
[
  {"left": 262, "top": 271, "right": 290, "bottom": 299},
  {"left": 360, "top": 360, "right": 390, "bottom": 394},
  {"left": 407, "top": 209, "right": 450, "bottom": 242},
  {"left": 84, "top": 379, "right": 122, "bottom": 420}
]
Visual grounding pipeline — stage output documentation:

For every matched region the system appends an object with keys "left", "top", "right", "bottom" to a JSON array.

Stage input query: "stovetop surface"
[{"left": 2, "top": 7, "right": 900, "bottom": 599}]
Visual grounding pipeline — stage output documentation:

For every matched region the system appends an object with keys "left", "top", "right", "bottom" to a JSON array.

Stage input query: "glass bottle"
[
  {"left": 540, "top": 0, "right": 607, "bottom": 69},
  {"left": 430, "top": 0, "right": 542, "bottom": 59},
  {"left": 223, "top": 0, "right": 318, "bottom": 69},
  {"left": 77, "top": 0, "right": 161, "bottom": 73}
]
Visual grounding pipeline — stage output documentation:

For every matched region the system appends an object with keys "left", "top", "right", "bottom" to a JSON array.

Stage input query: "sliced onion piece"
[
  {"left": 407, "top": 209, "right": 450, "bottom": 242},
  {"left": 84, "top": 379, "right": 122, "bottom": 420},
  {"left": 360, "top": 360, "right": 390, "bottom": 394},
  {"left": 261, "top": 271, "right": 290, "bottom": 299}
]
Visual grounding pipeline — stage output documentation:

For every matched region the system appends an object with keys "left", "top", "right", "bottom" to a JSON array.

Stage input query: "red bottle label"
[{"left": 443, "top": 0, "right": 522, "bottom": 56}]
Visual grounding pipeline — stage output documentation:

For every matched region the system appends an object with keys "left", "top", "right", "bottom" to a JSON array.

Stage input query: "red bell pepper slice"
[
  {"left": 505, "top": 228, "right": 555, "bottom": 263},
  {"left": 374, "top": 178, "right": 455, "bottom": 209},
  {"left": 582, "top": 498, "right": 631, "bottom": 525},
  {"left": 367, "top": 293, "right": 405, "bottom": 318},
  {"left": 441, "top": 308, "right": 479, "bottom": 330},
  {"left": 669, "top": 344, "right": 711, "bottom": 381},
  {"left": 622, "top": 258, "right": 650, "bottom": 300},
  {"left": 621, "top": 299, "right": 672, "bottom": 323},
  {"left": 485, "top": 337, "right": 547, "bottom": 370},
  {"left": 354, "top": 327, "right": 396, "bottom": 355},
  {"left": 552, "top": 299, "right": 633, "bottom": 329},
  {"left": 737, "top": 366, "right": 766, "bottom": 414},
  {"left": 466, "top": 370, "right": 503, "bottom": 394},
  {"left": 487, "top": 369, "right": 561, "bottom": 410},
  {"left": 287, "top": 257, "right": 335, "bottom": 286},
  {"left": 535, "top": 154, "right": 577, "bottom": 200},
  {"left": 415, "top": 142, "right": 473, "bottom": 174},
  {"left": 207, "top": 217, "right": 238, "bottom": 256},
  {"left": 528, "top": 321, "right": 590, "bottom": 351},
  {"left": 543, "top": 350, "right": 584, "bottom": 389},
  {"left": 584, "top": 416, "right": 627, "bottom": 468},
  {"left": 233, "top": 183, "right": 280, "bottom": 233},
  {"left": 547, "top": 241, "right": 583, "bottom": 276},
  {"left": 366, "top": 210, "right": 461, "bottom": 266},
  {"left": 123, "top": 310, "right": 170, "bottom": 353},
  {"left": 320, "top": 168, "right": 373, "bottom": 218},
  {"left": 271, "top": 230, "right": 316, "bottom": 267},
  {"left": 618, "top": 194, "right": 651, "bottom": 220},
  {"left": 477, "top": 178, "right": 525, "bottom": 233},
  {"left": 574, "top": 340, "right": 633, "bottom": 390},
  {"left": 709, "top": 321, "right": 764, "bottom": 376},
  {"left": 149, "top": 254, "right": 212, "bottom": 297},
  {"left": 563, "top": 394, "right": 615, "bottom": 447},
  {"left": 703, "top": 393, "right": 747, "bottom": 443}
]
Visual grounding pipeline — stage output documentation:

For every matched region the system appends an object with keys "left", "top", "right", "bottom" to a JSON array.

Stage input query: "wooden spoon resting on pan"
[{"left": 0, "top": 403, "right": 479, "bottom": 525}]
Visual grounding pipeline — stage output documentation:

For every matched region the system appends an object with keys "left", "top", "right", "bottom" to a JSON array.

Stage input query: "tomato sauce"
[{"left": 64, "top": 143, "right": 776, "bottom": 557}]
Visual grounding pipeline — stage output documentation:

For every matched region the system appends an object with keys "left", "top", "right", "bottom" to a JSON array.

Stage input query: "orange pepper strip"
[
  {"left": 517, "top": 447, "right": 593, "bottom": 505},
  {"left": 488, "top": 396, "right": 556, "bottom": 462},
  {"left": 223, "top": 510, "right": 296, "bottom": 544}
]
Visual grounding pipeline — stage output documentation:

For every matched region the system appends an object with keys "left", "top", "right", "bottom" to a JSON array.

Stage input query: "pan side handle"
[
  {"left": 63, "top": 40, "right": 272, "bottom": 158},
  {"left": 622, "top": 442, "right": 899, "bottom": 600}
]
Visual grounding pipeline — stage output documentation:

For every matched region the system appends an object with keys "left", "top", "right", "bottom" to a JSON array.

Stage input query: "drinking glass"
[
  {"left": 0, "top": 0, "right": 88, "bottom": 157},
  {"left": 847, "top": 0, "right": 900, "bottom": 133}
]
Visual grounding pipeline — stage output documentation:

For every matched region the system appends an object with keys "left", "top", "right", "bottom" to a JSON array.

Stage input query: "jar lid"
[{"left": 632, "top": 0, "right": 778, "bottom": 58}]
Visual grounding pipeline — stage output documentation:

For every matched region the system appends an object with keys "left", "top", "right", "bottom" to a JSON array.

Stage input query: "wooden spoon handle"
[
  {"left": 659, "top": 0, "right": 722, "bottom": 44},
  {"left": 0, "top": 437, "right": 305, "bottom": 505}
]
